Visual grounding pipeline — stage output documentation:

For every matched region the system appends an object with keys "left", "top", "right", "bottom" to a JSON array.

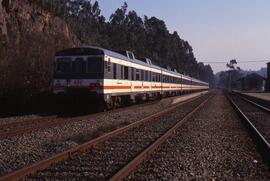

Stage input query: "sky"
[{"left": 98, "top": 0, "right": 270, "bottom": 73}]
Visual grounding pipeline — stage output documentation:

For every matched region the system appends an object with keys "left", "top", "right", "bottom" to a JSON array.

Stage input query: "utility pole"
[
  {"left": 226, "top": 59, "right": 239, "bottom": 92},
  {"left": 228, "top": 70, "right": 232, "bottom": 92}
]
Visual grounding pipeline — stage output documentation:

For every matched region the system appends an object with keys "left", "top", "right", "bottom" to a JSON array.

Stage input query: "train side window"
[
  {"left": 124, "top": 66, "right": 129, "bottom": 80},
  {"left": 145, "top": 71, "right": 148, "bottom": 81},
  {"left": 113, "top": 63, "right": 117, "bottom": 79},
  {"left": 149, "top": 72, "right": 152, "bottom": 82},
  {"left": 120, "top": 65, "right": 124, "bottom": 79},
  {"left": 141, "top": 70, "right": 144, "bottom": 81},
  {"left": 183, "top": 79, "right": 187, "bottom": 84},
  {"left": 136, "top": 69, "right": 140, "bottom": 81},
  {"left": 131, "top": 67, "right": 134, "bottom": 80}
]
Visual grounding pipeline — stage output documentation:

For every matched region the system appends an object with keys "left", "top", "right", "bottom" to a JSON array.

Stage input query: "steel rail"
[
  {"left": 227, "top": 95, "right": 270, "bottom": 167},
  {"left": 0, "top": 116, "right": 56, "bottom": 129},
  {"left": 0, "top": 93, "right": 209, "bottom": 181},
  {"left": 235, "top": 93, "right": 270, "bottom": 112},
  {"left": 110, "top": 95, "right": 212, "bottom": 181},
  {"left": 0, "top": 102, "right": 156, "bottom": 139}
]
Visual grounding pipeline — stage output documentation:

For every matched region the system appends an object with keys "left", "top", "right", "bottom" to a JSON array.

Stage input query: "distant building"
[
  {"left": 238, "top": 73, "right": 266, "bottom": 91},
  {"left": 266, "top": 62, "right": 270, "bottom": 92}
]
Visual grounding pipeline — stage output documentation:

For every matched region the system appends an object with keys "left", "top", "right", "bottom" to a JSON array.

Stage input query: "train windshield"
[
  {"left": 55, "top": 56, "right": 103, "bottom": 74},
  {"left": 87, "top": 57, "right": 103, "bottom": 73},
  {"left": 55, "top": 58, "right": 71, "bottom": 73},
  {"left": 72, "top": 58, "right": 86, "bottom": 73}
]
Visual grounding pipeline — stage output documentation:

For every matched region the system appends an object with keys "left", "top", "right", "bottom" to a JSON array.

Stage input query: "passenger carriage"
[{"left": 53, "top": 46, "right": 209, "bottom": 110}]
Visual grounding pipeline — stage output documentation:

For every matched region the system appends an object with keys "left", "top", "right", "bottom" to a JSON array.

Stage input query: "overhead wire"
[{"left": 202, "top": 60, "right": 269, "bottom": 64}]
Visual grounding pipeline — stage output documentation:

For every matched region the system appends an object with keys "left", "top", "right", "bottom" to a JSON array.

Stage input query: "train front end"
[{"left": 53, "top": 47, "right": 105, "bottom": 112}]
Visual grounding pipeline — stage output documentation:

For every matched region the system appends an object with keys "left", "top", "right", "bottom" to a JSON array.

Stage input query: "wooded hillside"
[
  {"left": 0, "top": 0, "right": 214, "bottom": 115},
  {"left": 33, "top": 0, "right": 214, "bottom": 84}
]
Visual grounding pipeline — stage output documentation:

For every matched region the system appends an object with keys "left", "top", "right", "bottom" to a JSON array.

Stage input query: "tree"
[
  {"left": 218, "top": 59, "right": 242, "bottom": 90},
  {"left": 9, "top": 0, "right": 215, "bottom": 102}
]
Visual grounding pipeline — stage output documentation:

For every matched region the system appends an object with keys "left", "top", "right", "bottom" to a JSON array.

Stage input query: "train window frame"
[
  {"left": 141, "top": 70, "right": 144, "bottom": 81},
  {"left": 121, "top": 65, "right": 124, "bottom": 79},
  {"left": 124, "top": 66, "right": 129, "bottom": 80},
  {"left": 113, "top": 63, "right": 117, "bottom": 79},
  {"left": 131, "top": 67, "right": 134, "bottom": 80},
  {"left": 152, "top": 73, "right": 156, "bottom": 82},
  {"left": 136, "top": 69, "right": 140, "bottom": 81}
]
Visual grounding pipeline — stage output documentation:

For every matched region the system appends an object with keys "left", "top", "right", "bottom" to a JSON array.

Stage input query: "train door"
[
  {"left": 104, "top": 56, "right": 113, "bottom": 95},
  {"left": 120, "top": 64, "right": 131, "bottom": 94},
  {"left": 125, "top": 64, "right": 132, "bottom": 94}
]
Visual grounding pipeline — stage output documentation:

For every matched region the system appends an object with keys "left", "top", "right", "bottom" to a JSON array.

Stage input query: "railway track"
[
  {"left": 0, "top": 116, "right": 57, "bottom": 139},
  {"left": 227, "top": 93, "right": 270, "bottom": 166},
  {"left": 0, "top": 93, "right": 211, "bottom": 180},
  {"left": 236, "top": 92, "right": 270, "bottom": 109}
]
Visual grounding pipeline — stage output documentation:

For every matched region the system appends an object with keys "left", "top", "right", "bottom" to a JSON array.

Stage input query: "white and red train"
[{"left": 53, "top": 46, "right": 209, "bottom": 109}]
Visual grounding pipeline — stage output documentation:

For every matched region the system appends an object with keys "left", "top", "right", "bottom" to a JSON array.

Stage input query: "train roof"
[
  {"left": 56, "top": 46, "right": 209, "bottom": 85},
  {"left": 80, "top": 45, "right": 163, "bottom": 69}
]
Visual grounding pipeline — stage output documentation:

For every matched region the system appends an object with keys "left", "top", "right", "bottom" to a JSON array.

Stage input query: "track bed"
[
  {"left": 26, "top": 94, "right": 210, "bottom": 180},
  {"left": 127, "top": 92, "right": 269, "bottom": 180}
]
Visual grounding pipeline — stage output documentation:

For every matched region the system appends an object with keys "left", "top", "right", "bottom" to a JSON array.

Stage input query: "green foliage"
[
  {"left": 32, "top": 0, "right": 214, "bottom": 86},
  {"left": 219, "top": 60, "right": 242, "bottom": 89}
]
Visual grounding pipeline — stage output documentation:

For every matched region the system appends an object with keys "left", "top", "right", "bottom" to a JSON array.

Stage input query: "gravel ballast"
[
  {"left": 0, "top": 93, "right": 201, "bottom": 176},
  {"left": 0, "top": 115, "right": 40, "bottom": 126},
  {"left": 231, "top": 95, "right": 270, "bottom": 142},
  {"left": 128, "top": 92, "right": 270, "bottom": 180},
  {"left": 27, "top": 95, "right": 209, "bottom": 180}
]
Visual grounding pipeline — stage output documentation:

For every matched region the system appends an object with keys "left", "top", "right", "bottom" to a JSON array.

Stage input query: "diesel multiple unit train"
[{"left": 53, "top": 46, "right": 209, "bottom": 110}]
